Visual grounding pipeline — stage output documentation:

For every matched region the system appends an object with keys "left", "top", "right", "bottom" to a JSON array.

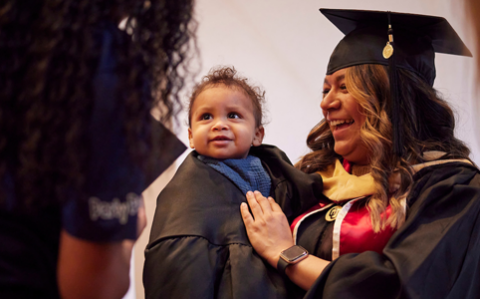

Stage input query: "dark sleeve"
[
  {"left": 144, "top": 236, "right": 287, "bottom": 299},
  {"left": 143, "top": 236, "right": 228, "bottom": 299},
  {"left": 305, "top": 164, "right": 480, "bottom": 299},
  {"left": 62, "top": 23, "right": 185, "bottom": 242}
]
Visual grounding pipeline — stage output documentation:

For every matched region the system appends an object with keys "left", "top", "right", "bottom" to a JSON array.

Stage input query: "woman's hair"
[
  {"left": 188, "top": 66, "right": 266, "bottom": 127},
  {"left": 0, "top": 0, "right": 196, "bottom": 209},
  {"left": 296, "top": 64, "right": 470, "bottom": 231}
]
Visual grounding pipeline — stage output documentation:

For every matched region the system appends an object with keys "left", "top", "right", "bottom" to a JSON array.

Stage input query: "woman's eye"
[
  {"left": 201, "top": 114, "right": 212, "bottom": 120},
  {"left": 340, "top": 84, "right": 348, "bottom": 91},
  {"left": 228, "top": 112, "right": 240, "bottom": 119},
  {"left": 322, "top": 89, "right": 330, "bottom": 96}
]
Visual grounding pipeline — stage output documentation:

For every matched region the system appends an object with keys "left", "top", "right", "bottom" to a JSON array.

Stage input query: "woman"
[
  {"left": 0, "top": 1, "right": 194, "bottom": 298},
  {"left": 241, "top": 9, "right": 480, "bottom": 299}
]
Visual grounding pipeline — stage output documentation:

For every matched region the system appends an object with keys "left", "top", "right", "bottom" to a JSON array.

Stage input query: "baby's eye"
[
  {"left": 322, "top": 89, "right": 330, "bottom": 96},
  {"left": 228, "top": 112, "right": 240, "bottom": 119},
  {"left": 201, "top": 113, "right": 212, "bottom": 120}
]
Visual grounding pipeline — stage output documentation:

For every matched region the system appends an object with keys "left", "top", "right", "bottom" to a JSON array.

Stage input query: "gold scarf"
[{"left": 317, "top": 159, "right": 375, "bottom": 203}]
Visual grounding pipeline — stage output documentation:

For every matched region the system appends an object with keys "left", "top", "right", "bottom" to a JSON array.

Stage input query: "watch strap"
[{"left": 277, "top": 255, "right": 290, "bottom": 278}]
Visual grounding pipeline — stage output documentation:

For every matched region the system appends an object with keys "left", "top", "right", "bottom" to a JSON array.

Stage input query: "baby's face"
[{"left": 188, "top": 86, "right": 264, "bottom": 159}]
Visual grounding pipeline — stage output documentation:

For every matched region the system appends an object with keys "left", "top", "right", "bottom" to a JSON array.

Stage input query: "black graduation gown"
[
  {"left": 303, "top": 162, "right": 480, "bottom": 299},
  {"left": 143, "top": 145, "right": 324, "bottom": 299}
]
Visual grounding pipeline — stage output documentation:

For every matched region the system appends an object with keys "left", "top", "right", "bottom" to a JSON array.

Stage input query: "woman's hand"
[
  {"left": 241, "top": 191, "right": 330, "bottom": 290},
  {"left": 240, "top": 191, "right": 294, "bottom": 268}
]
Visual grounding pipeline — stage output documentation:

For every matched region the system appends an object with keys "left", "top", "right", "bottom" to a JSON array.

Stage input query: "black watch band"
[
  {"left": 276, "top": 245, "right": 309, "bottom": 278},
  {"left": 277, "top": 256, "right": 291, "bottom": 278}
]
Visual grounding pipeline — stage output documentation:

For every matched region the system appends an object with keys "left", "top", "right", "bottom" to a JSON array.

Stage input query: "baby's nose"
[{"left": 212, "top": 120, "right": 228, "bottom": 130}]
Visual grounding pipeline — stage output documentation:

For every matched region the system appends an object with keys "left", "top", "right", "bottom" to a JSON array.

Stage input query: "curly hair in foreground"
[
  {"left": 0, "top": 0, "right": 196, "bottom": 209},
  {"left": 296, "top": 64, "right": 470, "bottom": 232}
]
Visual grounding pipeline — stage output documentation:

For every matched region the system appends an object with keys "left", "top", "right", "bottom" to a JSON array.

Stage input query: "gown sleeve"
[
  {"left": 61, "top": 22, "right": 186, "bottom": 242},
  {"left": 144, "top": 236, "right": 288, "bottom": 299},
  {"left": 305, "top": 163, "right": 480, "bottom": 299}
]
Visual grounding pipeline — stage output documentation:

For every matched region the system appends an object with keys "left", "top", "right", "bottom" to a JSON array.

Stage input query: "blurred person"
[{"left": 0, "top": 1, "right": 195, "bottom": 298}]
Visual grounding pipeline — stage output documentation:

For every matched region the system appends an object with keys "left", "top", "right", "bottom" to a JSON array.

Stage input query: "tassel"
[{"left": 385, "top": 12, "right": 404, "bottom": 157}]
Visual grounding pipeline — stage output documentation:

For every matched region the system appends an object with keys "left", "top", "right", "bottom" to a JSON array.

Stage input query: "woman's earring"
[
  {"left": 143, "top": 1, "right": 152, "bottom": 10},
  {"left": 321, "top": 142, "right": 331, "bottom": 149}
]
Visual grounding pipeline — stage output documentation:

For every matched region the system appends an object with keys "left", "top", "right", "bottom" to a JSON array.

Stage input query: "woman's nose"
[{"left": 320, "top": 91, "right": 340, "bottom": 111}]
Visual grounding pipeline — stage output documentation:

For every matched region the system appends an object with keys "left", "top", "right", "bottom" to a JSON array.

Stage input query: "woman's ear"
[
  {"left": 188, "top": 128, "right": 195, "bottom": 149},
  {"left": 252, "top": 126, "right": 265, "bottom": 147}
]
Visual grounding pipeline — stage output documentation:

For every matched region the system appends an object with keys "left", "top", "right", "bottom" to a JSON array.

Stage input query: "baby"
[
  {"left": 144, "top": 66, "right": 323, "bottom": 299},
  {"left": 187, "top": 66, "right": 270, "bottom": 197}
]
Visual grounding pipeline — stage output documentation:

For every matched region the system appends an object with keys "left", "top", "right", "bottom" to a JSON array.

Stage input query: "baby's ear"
[
  {"left": 188, "top": 128, "right": 195, "bottom": 149},
  {"left": 252, "top": 126, "right": 264, "bottom": 147}
]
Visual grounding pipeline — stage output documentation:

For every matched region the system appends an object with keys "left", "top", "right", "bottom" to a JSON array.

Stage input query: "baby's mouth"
[{"left": 211, "top": 135, "right": 231, "bottom": 141}]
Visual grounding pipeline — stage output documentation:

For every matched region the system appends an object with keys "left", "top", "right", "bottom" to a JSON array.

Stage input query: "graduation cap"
[{"left": 320, "top": 8, "right": 472, "bottom": 156}]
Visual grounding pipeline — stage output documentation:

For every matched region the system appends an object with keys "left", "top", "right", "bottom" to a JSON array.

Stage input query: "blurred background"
[{"left": 129, "top": 0, "right": 480, "bottom": 298}]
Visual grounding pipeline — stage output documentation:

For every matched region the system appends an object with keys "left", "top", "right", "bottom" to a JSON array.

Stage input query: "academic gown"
[
  {"left": 143, "top": 145, "right": 325, "bottom": 299},
  {"left": 302, "top": 161, "right": 480, "bottom": 299}
]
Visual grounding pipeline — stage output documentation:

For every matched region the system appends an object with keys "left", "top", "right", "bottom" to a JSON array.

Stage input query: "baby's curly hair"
[{"left": 188, "top": 66, "right": 266, "bottom": 127}]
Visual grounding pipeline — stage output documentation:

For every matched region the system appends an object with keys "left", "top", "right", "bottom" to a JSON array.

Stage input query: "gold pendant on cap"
[
  {"left": 325, "top": 205, "right": 342, "bottom": 222},
  {"left": 383, "top": 42, "right": 394, "bottom": 59}
]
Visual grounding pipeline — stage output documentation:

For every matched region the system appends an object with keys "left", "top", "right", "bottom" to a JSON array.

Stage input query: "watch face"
[{"left": 281, "top": 245, "right": 308, "bottom": 262}]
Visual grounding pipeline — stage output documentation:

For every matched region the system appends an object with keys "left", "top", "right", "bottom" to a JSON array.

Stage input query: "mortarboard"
[{"left": 320, "top": 8, "right": 472, "bottom": 156}]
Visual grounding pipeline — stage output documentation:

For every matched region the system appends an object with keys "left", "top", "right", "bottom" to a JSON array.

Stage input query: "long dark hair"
[
  {"left": 296, "top": 64, "right": 470, "bottom": 231},
  {"left": 0, "top": 0, "right": 196, "bottom": 209}
]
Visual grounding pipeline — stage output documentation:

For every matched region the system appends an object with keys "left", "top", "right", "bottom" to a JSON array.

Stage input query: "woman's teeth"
[{"left": 330, "top": 119, "right": 354, "bottom": 128}]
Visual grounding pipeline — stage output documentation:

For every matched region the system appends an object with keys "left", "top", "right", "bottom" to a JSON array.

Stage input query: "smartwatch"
[{"left": 277, "top": 245, "right": 309, "bottom": 277}]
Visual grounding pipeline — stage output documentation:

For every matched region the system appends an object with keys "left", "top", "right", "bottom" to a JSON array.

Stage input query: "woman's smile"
[
  {"left": 329, "top": 119, "right": 355, "bottom": 132},
  {"left": 321, "top": 69, "right": 369, "bottom": 164}
]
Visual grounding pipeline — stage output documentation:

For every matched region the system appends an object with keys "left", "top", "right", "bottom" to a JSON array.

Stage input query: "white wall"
[{"left": 130, "top": 0, "right": 480, "bottom": 298}]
